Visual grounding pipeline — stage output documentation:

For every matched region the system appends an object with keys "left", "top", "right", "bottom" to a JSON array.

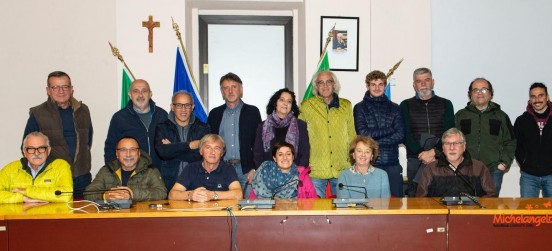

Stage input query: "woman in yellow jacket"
[{"left": 299, "top": 71, "right": 356, "bottom": 198}]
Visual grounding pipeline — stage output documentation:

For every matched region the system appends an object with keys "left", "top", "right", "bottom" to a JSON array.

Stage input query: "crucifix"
[{"left": 142, "top": 15, "right": 160, "bottom": 53}]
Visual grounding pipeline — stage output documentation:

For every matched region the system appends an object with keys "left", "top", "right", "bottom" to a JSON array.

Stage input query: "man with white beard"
[{"left": 400, "top": 68, "right": 455, "bottom": 197}]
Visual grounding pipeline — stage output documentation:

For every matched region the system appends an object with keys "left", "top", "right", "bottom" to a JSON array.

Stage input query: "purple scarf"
[{"left": 262, "top": 111, "right": 299, "bottom": 153}]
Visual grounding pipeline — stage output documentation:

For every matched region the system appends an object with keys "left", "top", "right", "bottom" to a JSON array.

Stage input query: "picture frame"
[{"left": 320, "top": 16, "right": 360, "bottom": 71}]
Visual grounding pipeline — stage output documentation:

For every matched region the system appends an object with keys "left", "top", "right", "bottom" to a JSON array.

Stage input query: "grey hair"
[
  {"left": 199, "top": 134, "right": 226, "bottom": 155},
  {"left": 129, "top": 79, "right": 151, "bottom": 93},
  {"left": 311, "top": 71, "right": 341, "bottom": 96},
  {"left": 23, "top": 131, "right": 51, "bottom": 148},
  {"left": 172, "top": 90, "right": 194, "bottom": 104},
  {"left": 441, "top": 128, "right": 466, "bottom": 143},
  {"left": 413, "top": 67, "right": 433, "bottom": 81}
]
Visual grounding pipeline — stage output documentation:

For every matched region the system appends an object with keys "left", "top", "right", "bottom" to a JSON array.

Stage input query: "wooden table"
[
  {"left": 0, "top": 198, "right": 448, "bottom": 251},
  {"left": 448, "top": 198, "right": 552, "bottom": 251}
]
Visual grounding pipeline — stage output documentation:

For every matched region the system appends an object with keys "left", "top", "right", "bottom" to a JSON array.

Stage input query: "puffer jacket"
[
  {"left": 0, "top": 157, "right": 73, "bottom": 203},
  {"left": 353, "top": 93, "right": 405, "bottom": 166}
]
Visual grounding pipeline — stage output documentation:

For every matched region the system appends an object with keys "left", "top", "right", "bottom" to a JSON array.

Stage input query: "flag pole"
[
  {"left": 386, "top": 58, "right": 404, "bottom": 78},
  {"left": 171, "top": 17, "right": 200, "bottom": 92},
  {"left": 317, "top": 24, "right": 336, "bottom": 66},
  {"left": 108, "top": 41, "right": 136, "bottom": 81}
]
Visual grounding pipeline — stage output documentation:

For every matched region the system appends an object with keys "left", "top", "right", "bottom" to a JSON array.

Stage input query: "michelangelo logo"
[
  {"left": 493, "top": 201, "right": 552, "bottom": 227},
  {"left": 493, "top": 214, "right": 552, "bottom": 227}
]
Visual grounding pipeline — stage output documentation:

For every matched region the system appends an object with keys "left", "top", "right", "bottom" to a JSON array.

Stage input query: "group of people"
[{"left": 1, "top": 67, "right": 550, "bottom": 204}]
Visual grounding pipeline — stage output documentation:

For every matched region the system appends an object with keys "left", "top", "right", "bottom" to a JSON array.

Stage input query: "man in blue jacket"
[
  {"left": 207, "top": 73, "right": 261, "bottom": 198},
  {"left": 104, "top": 79, "right": 168, "bottom": 169},
  {"left": 155, "top": 91, "right": 210, "bottom": 190},
  {"left": 354, "top": 70, "right": 405, "bottom": 197}
]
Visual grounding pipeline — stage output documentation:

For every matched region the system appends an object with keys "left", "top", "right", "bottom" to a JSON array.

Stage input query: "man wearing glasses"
[
  {"left": 23, "top": 71, "right": 92, "bottom": 199},
  {"left": 455, "top": 78, "right": 516, "bottom": 196},
  {"left": 85, "top": 137, "right": 167, "bottom": 202},
  {"left": 0, "top": 132, "right": 73, "bottom": 203},
  {"left": 416, "top": 128, "right": 496, "bottom": 197},
  {"left": 299, "top": 71, "right": 356, "bottom": 198},
  {"left": 104, "top": 79, "right": 168, "bottom": 170},
  {"left": 154, "top": 91, "right": 210, "bottom": 190}
]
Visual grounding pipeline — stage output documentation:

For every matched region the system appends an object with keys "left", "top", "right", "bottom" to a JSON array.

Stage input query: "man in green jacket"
[
  {"left": 455, "top": 77, "right": 516, "bottom": 196},
  {"left": 85, "top": 137, "right": 167, "bottom": 202}
]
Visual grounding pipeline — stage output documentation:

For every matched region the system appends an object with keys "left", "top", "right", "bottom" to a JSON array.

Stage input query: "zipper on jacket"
[{"left": 425, "top": 102, "right": 431, "bottom": 135}]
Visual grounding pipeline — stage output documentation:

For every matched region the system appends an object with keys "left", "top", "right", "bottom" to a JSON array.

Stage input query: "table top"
[
  {"left": 3, "top": 197, "right": 551, "bottom": 220},
  {"left": 0, "top": 198, "right": 449, "bottom": 220}
]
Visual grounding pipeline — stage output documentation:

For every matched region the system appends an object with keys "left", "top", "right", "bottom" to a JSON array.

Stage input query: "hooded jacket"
[
  {"left": 455, "top": 101, "right": 516, "bottom": 172},
  {"left": 514, "top": 103, "right": 552, "bottom": 176},
  {"left": 85, "top": 151, "right": 167, "bottom": 202}
]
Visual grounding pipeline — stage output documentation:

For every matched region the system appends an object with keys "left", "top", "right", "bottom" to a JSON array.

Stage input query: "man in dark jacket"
[
  {"left": 155, "top": 91, "right": 210, "bottom": 190},
  {"left": 85, "top": 137, "right": 167, "bottom": 202},
  {"left": 354, "top": 70, "right": 405, "bottom": 197},
  {"left": 455, "top": 78, "right": 516, "bottom": 196},
  {"left": 400, "top": 67, "right": 455, "bottom": 196},
  {"left": 104, "top": 79, "right": 168, "bottom": 169},
  {"left": 417, "top": 128, "right": 496, "bottom": 198},
  {"left": 24, "top": 71, "right": 93, "bottom": 199},
  {"left": 207, "top": 72, "right": 262, "bottom": 198},
  {"left": 514, "top": 82, "right": 552, "bottom": 197}
]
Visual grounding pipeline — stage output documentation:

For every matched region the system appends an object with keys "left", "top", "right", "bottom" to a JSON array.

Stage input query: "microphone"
[
  {"left": 271, "top": 179, "right": 301, "bottom": 200},
  {"left": 446, "top": 164, "right": 477, "bottom": 197},
  {"left": 338, "top": 183, "right": 368, "bottom": 199},
  {"left": 55, "top": 188, "right": 133, "bottom": 199}
]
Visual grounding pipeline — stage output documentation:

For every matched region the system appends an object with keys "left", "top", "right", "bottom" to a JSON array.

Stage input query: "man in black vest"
[
  {"left": 23, "top": 71, "right": 93, "bottom": 199},
  {"left": 400, "top": 67, "right": 455, "bottom": 197}
]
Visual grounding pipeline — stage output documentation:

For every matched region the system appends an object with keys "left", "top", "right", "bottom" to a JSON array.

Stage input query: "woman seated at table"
[
  {"left": 250, "top": 142, "right": 317, "bottom": 199},
  {"left": 337, "top": 136, "right": 391, "bottom": 198},
  {"left": 253, "top": 88, "right": 310, "bottom": 169}
]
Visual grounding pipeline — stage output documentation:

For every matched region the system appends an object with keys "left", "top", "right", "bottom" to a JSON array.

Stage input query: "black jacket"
[
  {"left": 208, "top": 102, "right": 262, "bottom": 174},
  {"left": 514, "top": 104, "right": 552, "bottom": 176}
]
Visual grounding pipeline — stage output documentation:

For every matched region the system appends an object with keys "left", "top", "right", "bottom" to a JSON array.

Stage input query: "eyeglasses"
[
  {"left": 471, "top": 88, "right": 490, "bottom": 94},
  {"left": 117, "top": 148, "right": 139, "bottom": 154},
  {"left": 49, "top": 85, "right": 72, "bottom": 92},
  {"left": 173, "top": 103, "right": 193, "bottom": 110},
  {"left": 443, "top": 141, "right": 465, "bottom": 147},
  {"left": 131, "top": 89, "right": 150, "bottom": 95},
  {"left": 25, "top": 146, "right": 48, "bottom": 154},
  {"left": 316, "top": 80, "right": 335, "bottom": 87}
]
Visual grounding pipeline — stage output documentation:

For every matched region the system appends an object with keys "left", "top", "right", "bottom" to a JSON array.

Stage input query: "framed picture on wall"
[{"left": 320, "top": 16, "right": 359, "bottom": 71}]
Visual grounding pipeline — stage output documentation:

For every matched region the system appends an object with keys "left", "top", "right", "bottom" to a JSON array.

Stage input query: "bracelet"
[{"left": 187, "top": 191, "right": 191, "bottom": 202}]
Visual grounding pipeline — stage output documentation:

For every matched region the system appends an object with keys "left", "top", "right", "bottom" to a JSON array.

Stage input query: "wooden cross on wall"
[{"left": 142, "top": 15, "right": 160, "bottom": 53}]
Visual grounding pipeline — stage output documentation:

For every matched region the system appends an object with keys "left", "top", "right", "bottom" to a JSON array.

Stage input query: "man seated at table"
[
  {"left": 0, "top": 132, "right": 73, "bottom": 203},
  {"left": 84, "top": 137, "right": 167, "bottom": 202},
  {"left": 416, "top": 128, "right": 496, "bottom": 197},
  {"left": 169, "top": 134, "right": 243, "bottom": 202}
]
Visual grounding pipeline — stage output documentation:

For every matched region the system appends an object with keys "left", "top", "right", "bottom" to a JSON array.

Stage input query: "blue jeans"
[
  {"left": 520, "top": 171, "right": 552, "bottom": 198},
  {"left": 380, "top": 164, "right": 404, "bottom": 198},
  {"left": 311, "top": 178, "right": 338, "bottom": 198},
  {"left": 73, "top": 172, "right": 92, "bottom": 199},
  {"left": 230, "top": 164, "right": 250, "bottom": 198},
  {"left": 492, "top": 169, "right": 505, "bottom": 196}
]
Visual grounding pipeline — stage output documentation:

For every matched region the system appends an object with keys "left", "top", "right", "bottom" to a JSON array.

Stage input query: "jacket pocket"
[
  {"left": 460, "top": 119, "right": 471, "bottom": 135},
  {"left": 489, "top": 119, "right": 502, "bottom": 136}
]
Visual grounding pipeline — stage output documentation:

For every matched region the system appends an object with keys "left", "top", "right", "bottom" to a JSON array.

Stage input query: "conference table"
[
  {"left": 0, "top": 198, "right": 448, "bottom": 251},
  {"left": 1, "top": 198, "right": 551, "bottom": 251}
]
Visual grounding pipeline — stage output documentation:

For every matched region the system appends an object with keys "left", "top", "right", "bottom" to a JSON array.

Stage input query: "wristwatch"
[{"left": 213, "top": 191, "right": 219, "bottom": 200}]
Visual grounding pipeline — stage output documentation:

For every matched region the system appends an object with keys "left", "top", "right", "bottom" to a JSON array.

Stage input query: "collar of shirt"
[
  {"left": 28, "top": 161, "right": 46, "bottom": 178},
  {"left": 349, "top": 165, "right": 375, "bottom": 175}
]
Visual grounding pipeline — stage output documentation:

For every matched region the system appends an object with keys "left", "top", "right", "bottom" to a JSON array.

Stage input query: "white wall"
[
  {"left": 0, "top": 0, "right": 116, "bottom": 177},
  {"left": 433, "top": 0, "right": 552, "bottom": 197}
]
